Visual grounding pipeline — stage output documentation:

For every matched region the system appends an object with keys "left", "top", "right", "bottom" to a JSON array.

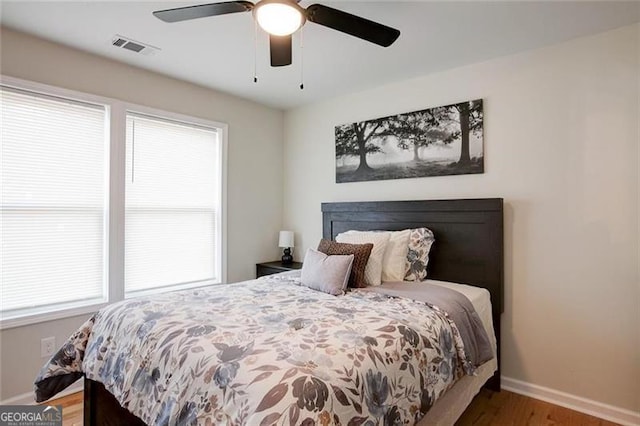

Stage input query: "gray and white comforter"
[{"left": 35, "top": 272, "right": 492, "bottom": 425}]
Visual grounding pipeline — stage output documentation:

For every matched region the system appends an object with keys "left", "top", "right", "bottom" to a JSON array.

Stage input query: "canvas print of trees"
[{"left": 335, "top": 99, "right": 483, "bottom": 183}]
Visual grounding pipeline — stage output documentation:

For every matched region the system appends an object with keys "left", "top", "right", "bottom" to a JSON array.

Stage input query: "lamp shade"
[{"left": 279, "top": 230, "right": 294, "bottom": 248}]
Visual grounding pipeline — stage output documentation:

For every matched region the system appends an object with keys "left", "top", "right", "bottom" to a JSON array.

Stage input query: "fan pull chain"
[
  {"left": 299, "top": 28, "right": 304, "bottom": 90},
  {"left": 253, "top": 20, "right": 258, "bottom": 83}
]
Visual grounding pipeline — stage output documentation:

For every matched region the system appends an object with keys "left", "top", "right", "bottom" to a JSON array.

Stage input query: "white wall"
[
  {"left": 0, "top": 27, "right": 284, "bottom": 400},
  {"left": 283, "top": 24, "right": 639, "bottom": 413}
]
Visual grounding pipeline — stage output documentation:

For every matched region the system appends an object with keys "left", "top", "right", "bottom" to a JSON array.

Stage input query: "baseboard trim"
[
  {"left": 502, "top": 376, "right": 640, "bottom": 426},
  {"left": 0, "top": 381, "right": 84, "bottom": 406}
]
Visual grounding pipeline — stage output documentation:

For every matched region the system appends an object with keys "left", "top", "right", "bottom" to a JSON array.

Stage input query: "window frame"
[
  {"left": 122, "top": 108, "right": 225, "bottom": 298},
  {"left": 0, "top": 76, "right": 228, "bottom": 330}
]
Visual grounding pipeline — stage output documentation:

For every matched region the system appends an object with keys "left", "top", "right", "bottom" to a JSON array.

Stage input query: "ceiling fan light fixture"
[{"left": 254, "top": 0, "right": 305, "bottom": 36}]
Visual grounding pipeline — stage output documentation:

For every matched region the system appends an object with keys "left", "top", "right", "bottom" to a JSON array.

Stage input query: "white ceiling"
[{"left": 1, "top": 1, "right": 639, "bottom": 110}]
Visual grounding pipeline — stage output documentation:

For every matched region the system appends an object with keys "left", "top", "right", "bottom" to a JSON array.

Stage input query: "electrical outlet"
[{"left": 41, "top": 336, "right": 56, "bottom": 358}]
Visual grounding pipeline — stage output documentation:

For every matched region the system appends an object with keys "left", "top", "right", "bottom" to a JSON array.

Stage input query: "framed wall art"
[{"left": 335, "top": 99, "right": 484, "bottom": 183}]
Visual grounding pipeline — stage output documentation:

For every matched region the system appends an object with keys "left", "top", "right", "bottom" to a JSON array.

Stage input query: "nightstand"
[{"left": 256, "top": 261, "right": 303, "bottom": 278}]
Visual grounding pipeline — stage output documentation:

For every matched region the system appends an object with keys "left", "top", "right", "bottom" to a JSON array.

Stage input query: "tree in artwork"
[
  {"left": 450, "top": 100, "right": 483, "bottom": 166},
  {"left": 385, "top": 109, "right": 457, "bottom": 161},
  {"left": 335, "top": 118, "right": 389, "bottom": 175}
]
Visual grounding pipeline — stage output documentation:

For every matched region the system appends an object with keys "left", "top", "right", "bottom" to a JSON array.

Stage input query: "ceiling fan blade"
[
  {"left": 153, "top": 1, "right": 254, "bottom": 23},
  {"left": 305, "top": 4, "right": 400, "bottom": 47},
  {"left": 270, "top": 34, "right": 292, "bottom": 67}
]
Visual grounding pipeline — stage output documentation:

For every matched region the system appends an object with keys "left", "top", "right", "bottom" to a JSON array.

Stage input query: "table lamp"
[{"left": 278, "top": 230, "right": 294, "bottom": 264}]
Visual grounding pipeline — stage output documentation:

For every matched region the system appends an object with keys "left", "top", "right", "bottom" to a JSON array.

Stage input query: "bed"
[{"left": 35, "top": 198, "right": 503, "bottom": 425}]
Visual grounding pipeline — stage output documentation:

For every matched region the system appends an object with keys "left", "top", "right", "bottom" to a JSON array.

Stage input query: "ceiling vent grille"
[{"left": 111, "top": 35, "right": 160, "bottom": 56}]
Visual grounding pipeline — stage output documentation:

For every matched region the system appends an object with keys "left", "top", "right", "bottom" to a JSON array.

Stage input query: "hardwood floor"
[
  {"left": 45, "top": 389, "right": 620, "bottom": 426},
  {"left": 456, "top": 389, "right": 619, "bottom": 425},
  {"left": 44, "top": 391, "right": 83, "bottom": 426}
]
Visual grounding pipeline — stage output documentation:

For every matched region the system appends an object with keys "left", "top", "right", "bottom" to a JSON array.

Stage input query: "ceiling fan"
[{"left": 153, "top": 0, "right": 401, "bottom": 67}]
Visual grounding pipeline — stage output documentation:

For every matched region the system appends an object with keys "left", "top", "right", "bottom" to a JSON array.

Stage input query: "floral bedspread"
[{"left": 35, "top": 273, "right": 483, "bottom": 425}]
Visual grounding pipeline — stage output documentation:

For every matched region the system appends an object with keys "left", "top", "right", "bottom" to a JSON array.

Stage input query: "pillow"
[
  {"left": 404, "top": 227, "right": 435, "bottom": 281},
  {"left": 317, "top": 239, "right": 373, "bottom": 288},
  {"left": 300, "top": 248, "right": 354, "bottom": 296},
  {"left": 336, "top": 231, "right": 390, "bottom": 286},
  {"left": 381, "top": 229, "right": 411, "bottom": 282}
]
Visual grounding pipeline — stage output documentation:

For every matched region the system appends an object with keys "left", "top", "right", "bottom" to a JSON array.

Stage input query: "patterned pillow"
[
  {"left": 404, "top": 228, "right": 435, "bottom": 281},
  {"left": 317, "top": 239, "right": 373, "bottom": 288}
]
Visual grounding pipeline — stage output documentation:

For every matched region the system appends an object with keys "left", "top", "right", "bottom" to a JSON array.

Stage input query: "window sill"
[
  {"left": 0, "top": 301, "right": 108, "bottom": 330},
  {"left": 125, "top": 278, "right": 221, "bottom": 299},
  {"left": 0, "top": 280, "right": 222, "bottom": 330}
]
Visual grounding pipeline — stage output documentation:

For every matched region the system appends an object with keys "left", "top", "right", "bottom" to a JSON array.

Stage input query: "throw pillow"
[
  {"left": 317, "top": 239, "right": 373, "bottom": 288},
  {"left": 300, "top": 248, "right": 354, "bottom": 295},
  {"left": 336, "top": 231, "right": 390, "bottom": 286}
]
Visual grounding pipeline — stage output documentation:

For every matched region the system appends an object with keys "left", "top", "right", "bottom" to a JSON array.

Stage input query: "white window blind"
[
  {"left": 125, "top": 113, "right": 220, "bottom": 295},
  {"left": 0, "top": 87, "right": 108, "bottom": 318}
]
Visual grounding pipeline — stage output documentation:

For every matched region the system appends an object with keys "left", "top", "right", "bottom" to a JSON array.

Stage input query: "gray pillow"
[{"left": 300, "top": 248, "right": 354, "bottom": 295}]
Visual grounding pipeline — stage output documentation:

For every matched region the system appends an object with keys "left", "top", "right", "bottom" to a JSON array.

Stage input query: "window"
[
  {"left": 125, "top": 114, "right": 222, "bottom": 295},
  {"left": 0, "top": 87, "right": 108, "bottom": 320},
  {"left": 0, "top": 77, "right": 226, "bottom": 328}
]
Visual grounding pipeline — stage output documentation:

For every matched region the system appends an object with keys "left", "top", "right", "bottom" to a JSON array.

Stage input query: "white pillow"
[
  {"left": 381, "top": 229, "right": 411, "bottom": 282},
  {"left": 336, "top": 231, "right": 390, "bottom": 286}
]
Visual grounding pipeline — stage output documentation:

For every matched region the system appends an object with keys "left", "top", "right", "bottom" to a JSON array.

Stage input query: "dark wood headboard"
[{"left": 321, "top": 198, "right": 503, "bottom": 390}]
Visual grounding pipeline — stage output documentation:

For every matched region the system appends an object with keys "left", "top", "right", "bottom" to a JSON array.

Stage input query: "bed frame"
[{"left": 84, "top": 198, "right": 504, "bottom": 425}]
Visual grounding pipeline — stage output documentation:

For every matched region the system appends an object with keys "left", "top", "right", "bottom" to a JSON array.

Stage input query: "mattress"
[
  {"left": 426, "top": 279, "right": 496, "bottom": 351},
  {"left": 416, "top": 279, "right": 498, "bottom": 425}
]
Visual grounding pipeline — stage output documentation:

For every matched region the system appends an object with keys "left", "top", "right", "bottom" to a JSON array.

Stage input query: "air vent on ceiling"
[{"left": 111, "top": 35, "right": 160, "bottom": 56}]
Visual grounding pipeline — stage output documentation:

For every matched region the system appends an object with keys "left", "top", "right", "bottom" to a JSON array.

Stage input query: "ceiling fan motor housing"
[{"left": 153, "top": 0, "right": 401, "bottom": 67}]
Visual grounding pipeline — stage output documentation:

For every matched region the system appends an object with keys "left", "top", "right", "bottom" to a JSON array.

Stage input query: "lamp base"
[{"left": 281, "top": 248, "right": 293, "bottom": 265}]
